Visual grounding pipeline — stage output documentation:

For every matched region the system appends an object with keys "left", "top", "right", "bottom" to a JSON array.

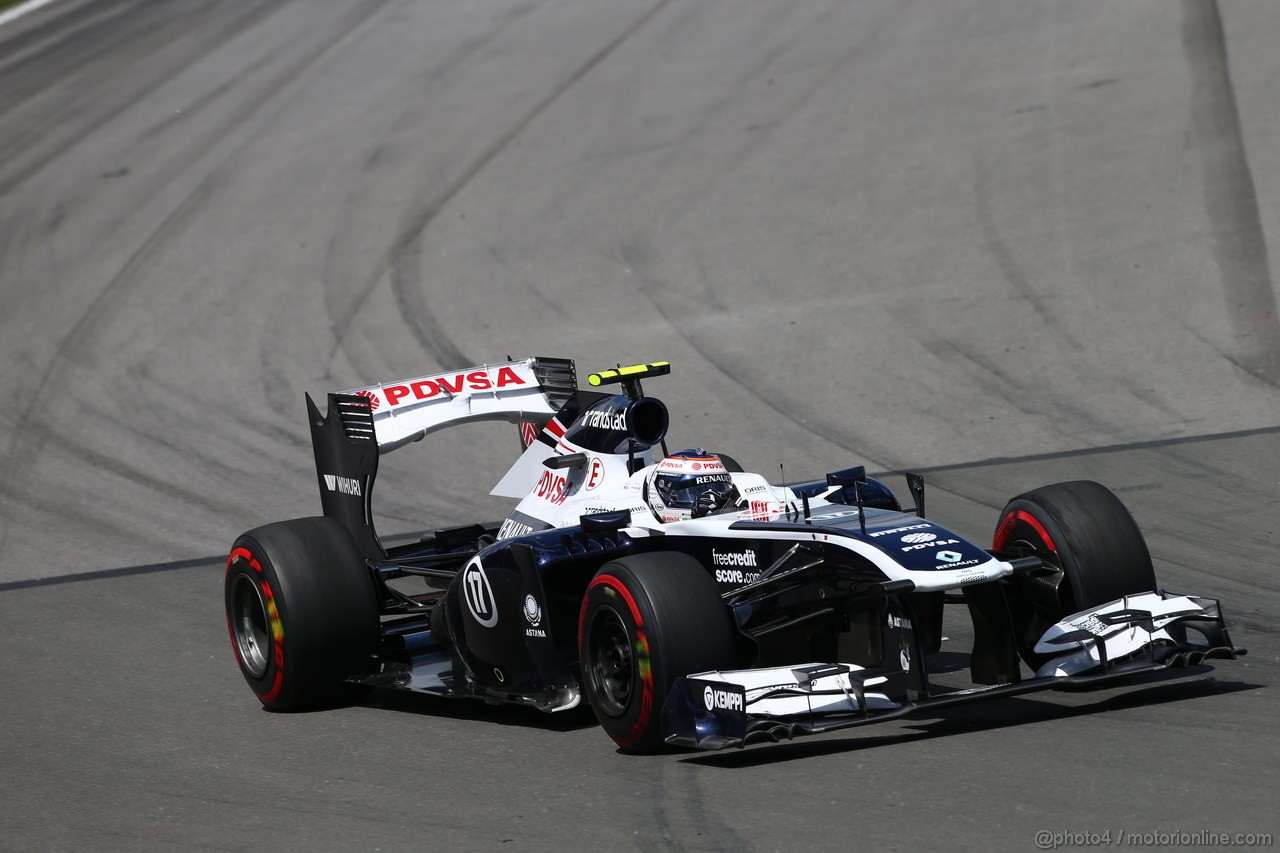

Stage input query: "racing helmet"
[{"left": 646, "top": 450, "right": 739, "bottom": 522}]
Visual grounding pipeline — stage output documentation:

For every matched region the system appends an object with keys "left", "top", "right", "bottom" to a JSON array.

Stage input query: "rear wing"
[
  {"left": 306, "top": 357, "right": 576, "bottom": 558},
  {"left": 339, "top": 357, "right": 576, "bottom": 452}
]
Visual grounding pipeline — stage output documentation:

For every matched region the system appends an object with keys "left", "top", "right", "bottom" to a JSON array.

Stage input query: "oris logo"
[
  {"left": 702, "top": 685, "right": 744, "bottom": 712},
  {"left": 900, "top": 532, "right": 936, "bottom": 544}
]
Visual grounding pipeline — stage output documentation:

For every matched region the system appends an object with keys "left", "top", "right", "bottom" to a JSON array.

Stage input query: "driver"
[{"left": 645, "top": 450, "right": 740, "bottom": 522}]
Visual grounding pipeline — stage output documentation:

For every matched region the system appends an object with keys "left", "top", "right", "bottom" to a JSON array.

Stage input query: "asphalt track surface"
[{"left": 1, "top": 1, "right": 1278, "bottom": 850}]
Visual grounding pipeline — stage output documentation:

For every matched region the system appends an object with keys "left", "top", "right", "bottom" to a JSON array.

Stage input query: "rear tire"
[
  {"left": 225, "top": 517, "right": 379, "bottom": 711},
  {"left": 994, "top": 480, "right": 1156, "bottom": 665},
  {"left": 578, "top": 553, "right": 738, "bottom": 752}
]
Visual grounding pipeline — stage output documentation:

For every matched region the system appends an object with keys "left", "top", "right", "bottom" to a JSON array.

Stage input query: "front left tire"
[{"left": 578, "top": 553, "right": 739, "bottom": 752}]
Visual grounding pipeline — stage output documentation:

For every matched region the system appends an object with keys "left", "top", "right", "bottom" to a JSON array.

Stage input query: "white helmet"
[{"left": 645, "top": 450, "right": 738, "bottom": 522}]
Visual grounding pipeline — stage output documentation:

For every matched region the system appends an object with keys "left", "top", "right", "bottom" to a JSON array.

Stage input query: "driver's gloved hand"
[{"left": 693, "top": 490, "right": 725, "bottom": 519}]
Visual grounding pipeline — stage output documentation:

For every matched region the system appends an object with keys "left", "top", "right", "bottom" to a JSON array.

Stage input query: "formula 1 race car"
[{"left": 224, "top": 357, "right": 1244, "bottom": 751}]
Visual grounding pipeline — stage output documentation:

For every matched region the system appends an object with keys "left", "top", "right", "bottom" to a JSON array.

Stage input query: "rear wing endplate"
[{"left": 307, "top": 392, "right": 384, "bottom": 560}]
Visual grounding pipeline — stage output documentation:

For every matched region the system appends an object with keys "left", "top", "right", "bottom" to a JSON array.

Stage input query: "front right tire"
[{"left": 994, "top": 480, "right": 1157, "bottom": 665}]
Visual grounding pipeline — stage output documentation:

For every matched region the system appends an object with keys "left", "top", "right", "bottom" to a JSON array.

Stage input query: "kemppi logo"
[{"left": 702, "top": 685, "right": 744, "bottom": 712}]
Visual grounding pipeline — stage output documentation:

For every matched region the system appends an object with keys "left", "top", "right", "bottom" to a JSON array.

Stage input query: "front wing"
[{"left": 663, "top": 591, "right": 1244, "bottom": 750}]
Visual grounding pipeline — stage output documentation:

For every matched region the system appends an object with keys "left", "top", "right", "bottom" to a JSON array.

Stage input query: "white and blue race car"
[{"left": 225, "top": 358, "right": 1243, "bottom": 751}]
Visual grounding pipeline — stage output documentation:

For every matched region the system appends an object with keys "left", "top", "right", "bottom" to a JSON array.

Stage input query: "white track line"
[{"left": 0, "top": 0, "right": 64, "bottom": 28}]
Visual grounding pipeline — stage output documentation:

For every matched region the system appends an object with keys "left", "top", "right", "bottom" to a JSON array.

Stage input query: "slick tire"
[
  {"left": 994, "top": 481, "right": 1157, "bottom": 665},
  {"left": 579, "top": 553, "right": 738, "bottom": 752},
  {"left": 225, "top": 517, "right": 379, "bottom": 711}
]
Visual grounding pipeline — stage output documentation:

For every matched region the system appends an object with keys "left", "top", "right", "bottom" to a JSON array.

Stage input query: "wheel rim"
[
  {"left": 230, "top": 572, "right": 271, "bottom": 679},
  {"left": 1009, "top": 534, "right": 1079, "bottom": 607},
  {"left": 1012, "top": 537, "right": 1059, "bottom": 566},
  {"left": 586, "top": 605, "right": 633, "bottom": 718}
]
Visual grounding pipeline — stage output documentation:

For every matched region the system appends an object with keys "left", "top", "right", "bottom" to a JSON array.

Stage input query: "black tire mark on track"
[
  {"left": 609, "top": 4, "right": 919, "bottom": 471},
  {"left": 0, "top": 556, "right": 221, "bottom": 594},
  {"left": 0, "top": 0, "right": 395, "bottom": 552},
  {"left": 627, "top": 759, "right": 750, "bottom": 853},
  {"left": 918, "top": 334, "right": 1148, "bottom": 442},
  {"left": 0, "top": 0, "right": 283, "bottom": 199},
  {"left": 489, "top": 242, "right": 563, "bottom": 315},
  {"left": 621, "top": 243, "right": 890, "bottom": 471},
  {"left": 378, "top": 0, "right": 678, "bottom": 370},
  {"left": 320, "top": 0, "right": 550, "bottom": 368},
  {"left": 662, "top": 0, "right": 909, "bottom": 205},
  {"left": 388, "top": 237, "right": 473, "bottom": 371},
  {"left": 1180, "top": 320, "right": 1280, "bottom": 391},
  {"left": 970, "top": 141, "right": 1202, "bottom": 433},
  {"left": 972, "top": 149, "right": 1085, "bottom": 353},
  {"left": 1181, "top": 0, "right": 1280, "bottom": 382},
  {"left": 884, "top": 422, "right": 1280, "bottom": 475},
  {"left": 7, "top": 423, "right": 1275, "bottom": 590},
  {"left": 0, "top": 0, "right": 150, "bottom": 103}
]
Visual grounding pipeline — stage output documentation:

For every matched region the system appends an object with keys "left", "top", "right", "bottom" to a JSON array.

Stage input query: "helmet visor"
[{"left": 655, "top": 476, "right": 735, "bottom": 509}]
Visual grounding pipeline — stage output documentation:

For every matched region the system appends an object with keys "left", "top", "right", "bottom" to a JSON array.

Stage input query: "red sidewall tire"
[
  {"left": 225, "top": 517, "right": 379, "bottom": 711},
  {"left": 578, "top": 553, "right": 737, "bottom": 752},
  {"left": 994, "top": 480, "right": 1157, "bottom": 613}
]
